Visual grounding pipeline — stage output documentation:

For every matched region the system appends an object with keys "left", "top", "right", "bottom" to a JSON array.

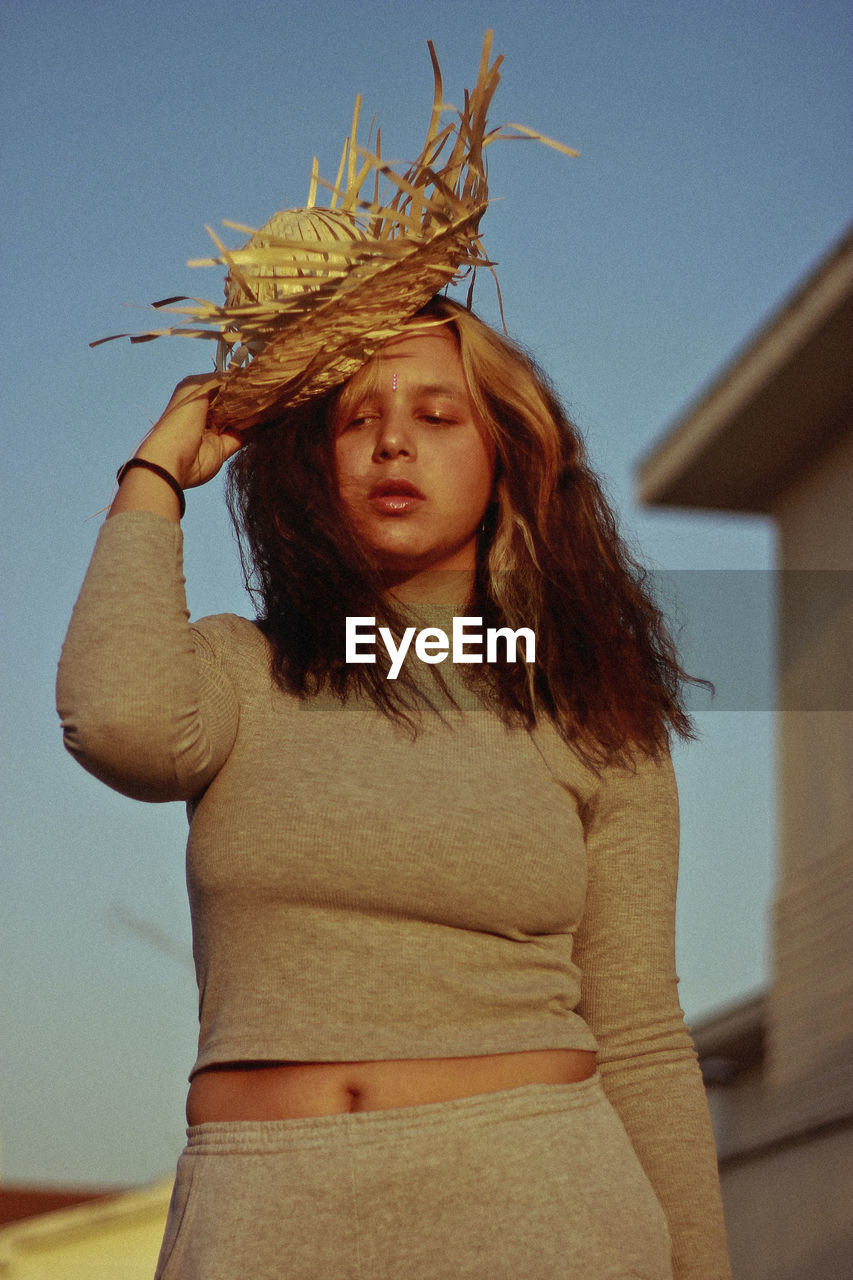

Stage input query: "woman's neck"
[{"left": 384, "top": 567, "right": 475, "bottom": 609}]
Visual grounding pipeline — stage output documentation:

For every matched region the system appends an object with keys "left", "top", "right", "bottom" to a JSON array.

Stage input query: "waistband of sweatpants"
[{"left": 183, "top": 1073, "right": 607, "bottom": 1156}]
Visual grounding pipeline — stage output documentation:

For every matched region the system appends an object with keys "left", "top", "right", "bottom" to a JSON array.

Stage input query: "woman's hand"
[{"left": 110, "top": 375, "right": 246, "bottom": 521}]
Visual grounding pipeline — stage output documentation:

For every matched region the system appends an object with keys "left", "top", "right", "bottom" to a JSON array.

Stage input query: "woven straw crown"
[{"left": 93, "top": 32, "right": 576, "bottom": 432}]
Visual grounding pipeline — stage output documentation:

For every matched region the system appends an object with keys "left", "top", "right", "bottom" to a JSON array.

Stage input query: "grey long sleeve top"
[{"left": 56, "top": 511, "right": 731, "bottom": 1279}]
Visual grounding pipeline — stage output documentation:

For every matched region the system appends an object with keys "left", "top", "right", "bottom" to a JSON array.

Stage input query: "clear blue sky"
[{"left": 1, "top": 0, "right": 849, "bottom": 1185}]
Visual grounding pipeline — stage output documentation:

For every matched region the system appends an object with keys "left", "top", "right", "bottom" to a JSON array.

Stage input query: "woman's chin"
[{"left": 369, "top": 543, "right": 475, "bottom": 580}]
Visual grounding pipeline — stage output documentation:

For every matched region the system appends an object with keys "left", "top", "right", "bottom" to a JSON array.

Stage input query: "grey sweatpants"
[{"left": 155, "top": 1074, "right": 672, "bottom": 1279}]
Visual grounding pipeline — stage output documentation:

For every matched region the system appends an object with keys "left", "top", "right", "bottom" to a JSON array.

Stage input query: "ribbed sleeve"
[
  {"left": 56, "top": 512, "right": 239, "bottom": 801},
  {"left": 574, "top": 754, "right": 732, "bottom": 1279}
]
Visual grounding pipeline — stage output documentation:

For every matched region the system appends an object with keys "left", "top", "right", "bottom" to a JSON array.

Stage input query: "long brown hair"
[{"left": 226, "top": 297, "right": 699, "bottom": 764}]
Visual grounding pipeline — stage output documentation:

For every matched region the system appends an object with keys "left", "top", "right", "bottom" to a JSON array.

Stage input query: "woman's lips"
[{"left": 368, "top": 478, "right": 425, "bottom": 515}]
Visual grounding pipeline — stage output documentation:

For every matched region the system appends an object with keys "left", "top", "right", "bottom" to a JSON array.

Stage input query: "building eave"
[{"left": 637, "top": 224, "right": 853, "bottom": 513}]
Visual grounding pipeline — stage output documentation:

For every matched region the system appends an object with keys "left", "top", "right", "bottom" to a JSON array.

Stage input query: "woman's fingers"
[
  {"left": 137, "top": 374, "right": 243, "bottom": 489},
  {"left": 188, "top": 422, "right": 247, "bottom": 489},
  {"left": 112, "top": 374, "right": 250, "bottom": 520}
]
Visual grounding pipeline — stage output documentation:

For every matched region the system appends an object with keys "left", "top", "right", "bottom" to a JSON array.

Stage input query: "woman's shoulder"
[
  {"left": 191, "top": 611, "right": 272, "bottom": 668},
  {"left": 529, "top": 718, "right": 677, "bottom": 819}
]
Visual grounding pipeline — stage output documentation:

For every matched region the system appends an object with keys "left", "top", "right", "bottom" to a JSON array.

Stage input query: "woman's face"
[{"left": 333, "top": 329, "right": 495, "bottom": 589}]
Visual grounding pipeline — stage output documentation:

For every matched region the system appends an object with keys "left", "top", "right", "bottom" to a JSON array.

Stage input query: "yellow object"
[{"left": 0, "top": 1179, "right": 172, "bottom": 1280}]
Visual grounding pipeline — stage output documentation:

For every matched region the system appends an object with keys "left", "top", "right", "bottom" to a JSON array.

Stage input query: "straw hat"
[{"left": 94, "top": 31, "right": 575, "bottom": 432}]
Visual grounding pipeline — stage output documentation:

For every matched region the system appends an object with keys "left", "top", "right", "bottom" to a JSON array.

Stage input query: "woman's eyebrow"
[{"left": 410, "top": 383, "right": 468, "bottom": 400}]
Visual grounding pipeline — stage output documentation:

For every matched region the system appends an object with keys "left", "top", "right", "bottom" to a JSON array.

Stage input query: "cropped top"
[{"left": 56, "top": 511, "right": 731, "bottom": 1278}]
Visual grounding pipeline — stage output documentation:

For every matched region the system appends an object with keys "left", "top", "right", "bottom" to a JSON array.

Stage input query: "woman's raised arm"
[{"left": 57, "top": 377, "right": 243, "bottom": 803}]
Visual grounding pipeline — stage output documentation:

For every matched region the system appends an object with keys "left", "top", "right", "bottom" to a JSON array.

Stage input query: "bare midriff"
[{"left": 186, "top": 1048, "right": 597, "bottom": 1125}]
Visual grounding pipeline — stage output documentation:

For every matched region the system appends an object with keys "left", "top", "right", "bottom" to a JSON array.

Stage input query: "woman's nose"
[{"left": 371, "top": 413, "right": 416, "bottom": 461}]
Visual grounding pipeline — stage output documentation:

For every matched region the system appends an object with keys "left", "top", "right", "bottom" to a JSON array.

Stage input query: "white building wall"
[{"left": 770, "top": 422, "right": 853, "bottom": 1089}]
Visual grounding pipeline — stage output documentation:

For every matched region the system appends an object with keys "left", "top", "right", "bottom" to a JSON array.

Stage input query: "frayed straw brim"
[{"left": 93, "top": 31, "right": 576, "bottom": 432}]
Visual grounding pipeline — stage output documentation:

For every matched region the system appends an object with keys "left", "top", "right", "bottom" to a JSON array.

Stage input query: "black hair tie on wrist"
[{"left": 116, "top": 458, "right": 186, "bottom": 518}]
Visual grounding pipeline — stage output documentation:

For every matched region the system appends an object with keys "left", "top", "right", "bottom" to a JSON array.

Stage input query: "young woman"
[{"left": 58, "top": 297, "right": 731, "bottom": 1278}]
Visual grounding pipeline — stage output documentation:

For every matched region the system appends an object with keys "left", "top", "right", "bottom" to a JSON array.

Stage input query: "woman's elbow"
[{"left": 58, "top": 704, "right": 214, "bottom": 803}]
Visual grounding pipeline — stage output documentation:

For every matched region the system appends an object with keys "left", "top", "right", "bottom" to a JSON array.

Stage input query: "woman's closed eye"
[
  {"left": 416, "top": 402, "right": 464, "bottom": 425},
  {"left": 339, "top": 410, "right": 379, "bottom": 432}
]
